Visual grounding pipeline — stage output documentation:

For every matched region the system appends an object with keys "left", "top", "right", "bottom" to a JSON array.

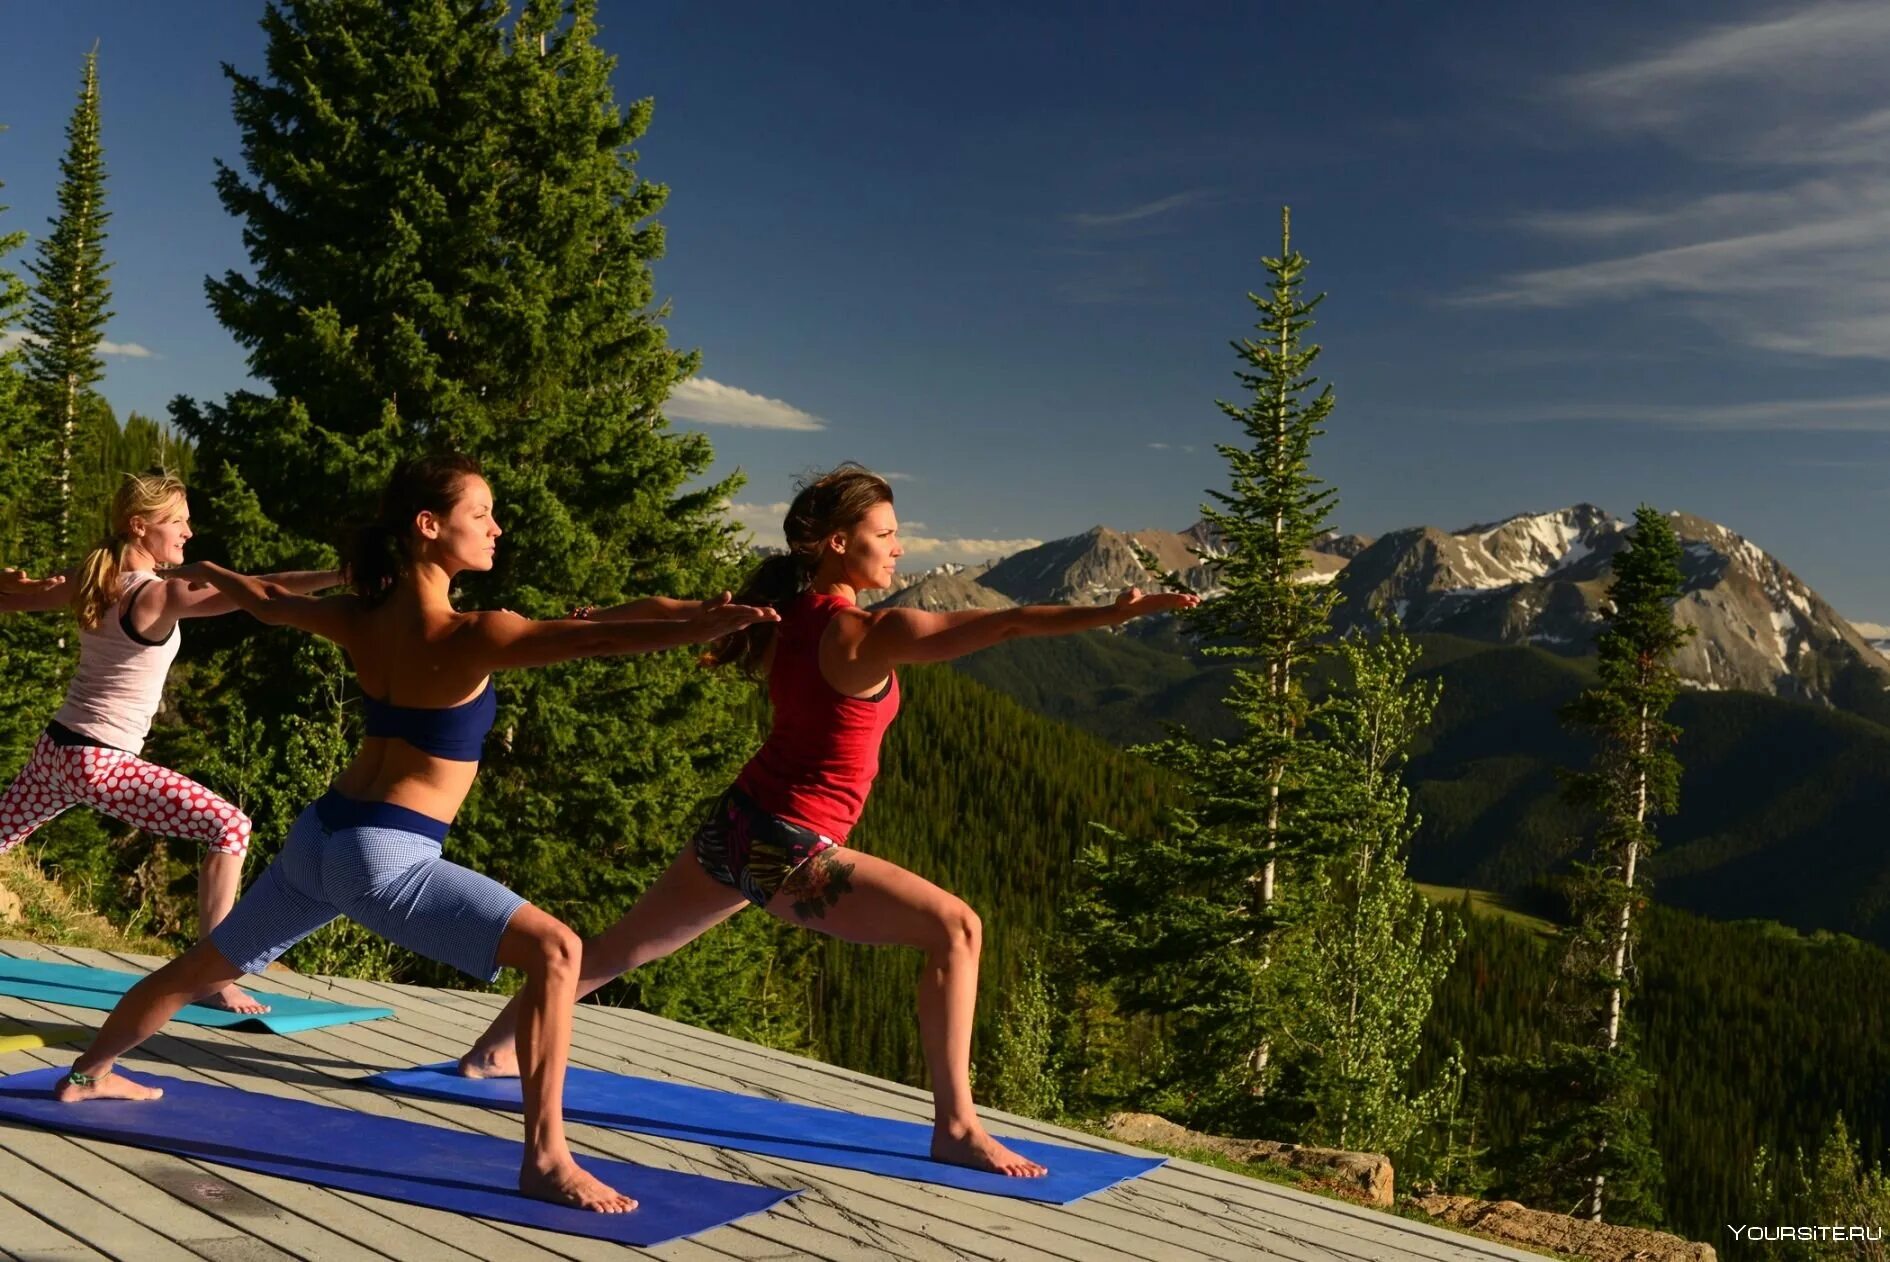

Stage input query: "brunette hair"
[
  {"left": 703, "top": 462, "right": 893, "bottom": 676},
  {"left": 344, "top": 452, "right": 485, "bottom": 606}
]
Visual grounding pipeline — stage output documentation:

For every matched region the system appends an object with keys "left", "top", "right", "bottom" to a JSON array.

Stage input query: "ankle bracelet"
[{"left": 66, "top": 1068, "right": 97, "bottom": 1087}]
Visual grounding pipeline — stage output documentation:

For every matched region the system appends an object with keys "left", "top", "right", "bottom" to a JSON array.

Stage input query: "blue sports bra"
[{"left": 360, "top": 679, "right": 498, "bottom": 762}]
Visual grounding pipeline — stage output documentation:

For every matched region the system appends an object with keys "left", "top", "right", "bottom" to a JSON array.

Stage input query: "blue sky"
[{"left": 6, "top": 2, "right": 1890, "bottom": 621}]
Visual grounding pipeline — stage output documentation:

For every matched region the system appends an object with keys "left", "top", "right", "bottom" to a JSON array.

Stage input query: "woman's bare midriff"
[{"left": 331, "top": 738, "right": 480, "bottom": 822}]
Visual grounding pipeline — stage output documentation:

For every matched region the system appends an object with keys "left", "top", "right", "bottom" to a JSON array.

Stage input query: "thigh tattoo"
[{"left": 786, "top": 850, "right": 856, "bottom": 922}]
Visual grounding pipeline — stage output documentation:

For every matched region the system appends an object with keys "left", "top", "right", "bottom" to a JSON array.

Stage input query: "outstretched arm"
[
  {"left": 164, "top": 561, "right": 357, "bottom": 641},
  {"left": 573, "top": 595, "right": 713, "bottom": 623},
  {"left": 859, "top": 587, "right": 1200, "bottom": 667},
  {"left": 144, "top": 567, "right": 343, "bottom": 624},
  {"left": 0, "top": 567, "right": 74, "bottom": 614},
  {"left": 469, "top": 596, "right": 778, "bottom": 670}
]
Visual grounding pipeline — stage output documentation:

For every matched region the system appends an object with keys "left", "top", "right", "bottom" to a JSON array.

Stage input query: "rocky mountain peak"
[{"left": 835, "top": 503, "right": 1887, "bottom": 710}]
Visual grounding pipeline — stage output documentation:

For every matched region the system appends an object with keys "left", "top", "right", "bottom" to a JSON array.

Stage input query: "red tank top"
[{"left": 735, "top": 590, "right": 900, "bottom": 842}]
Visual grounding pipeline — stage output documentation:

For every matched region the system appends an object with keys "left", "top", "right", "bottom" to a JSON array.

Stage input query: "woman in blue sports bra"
[{"left": 52, "top": 453, "right": 777, "bottom": 1216}]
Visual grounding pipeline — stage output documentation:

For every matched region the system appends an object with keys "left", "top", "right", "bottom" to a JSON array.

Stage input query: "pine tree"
[
  {"left": 24, "top": 46, "right": 112, "bottom": 559},
  {"left": 170, "top": 0, "right": 754, "bottom": 983},
  {"left": 0, "top": 131, "right": 71, "bottom": 768},
  {"left": 1078, "top": 209, "right": 1343, "bottom": 1123},
  {"left": 1492, "top": 505, "right": 1688, "bottom": 1223},
  {"left": 1276, "top": 621, "right": 1464, "bottom": 1157},
  {"left": 0, "top": 136, "right": 34, "bottom": 529}
]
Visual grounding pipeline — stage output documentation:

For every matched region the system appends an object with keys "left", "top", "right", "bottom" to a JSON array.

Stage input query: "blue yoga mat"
[
  {"left": 0, "top": 1067, "right": 796, "bottom": 1247},
  {"left": 0, "top": 957, "right": 392, "bottom": 1034},
  {"left": 368, "top": 1062, "right": 1165, "bottom": 1203}
]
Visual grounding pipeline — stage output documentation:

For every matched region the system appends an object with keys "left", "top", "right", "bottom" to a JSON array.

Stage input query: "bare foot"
[
  {"left": 932, "top": 1121, "right": 1049, "bottom": 1177},
  {"left": 55, "top": 1069, "right": 164, "bottom": 1103},
  {"left": 519, "top": 1157, "right": 637, "bottom": 1213},
  {"left": 197, "top": 983, "right": 271, "bottom": 1016},
  {"left": 457, "top": 1040, "right": 520, "bottom": 1079}
]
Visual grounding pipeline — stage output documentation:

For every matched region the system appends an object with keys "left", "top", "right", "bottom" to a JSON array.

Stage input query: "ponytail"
[
  {"left": 343, "top": 452, "right": 484, "bottom": 608},
  {"left": 343, "top": 521, "right": 404, "bottom": 607},
  {"left": 700, "top": 550, "right": 817, "bottom": 676},
  {"left": 73, "top": 471, "right": 189, "bottom": 630},
  {"left": 72, "top": 538, "right": 128, "bottom": 631}
]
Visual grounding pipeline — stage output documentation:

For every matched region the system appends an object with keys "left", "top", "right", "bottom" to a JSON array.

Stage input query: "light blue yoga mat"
[
  {"left": 0, "top": 957, "right": 393, "bottom": 1034},
  {"left": 368, "top": 1062, "right": 1166, "bottom": 1203}
]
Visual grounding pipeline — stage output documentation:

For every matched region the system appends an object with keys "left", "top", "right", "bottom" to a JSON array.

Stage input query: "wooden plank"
[
  {"left": 7, "top": 955, "right": 1391, "bottom": 1262},
  {"left": 268, "top": 971, "right": 1342, "bottom": 1262},
  {"left": 4, "top": 940, "right": 1548, "bottom": 1261},
  {"left": 207, "top": 968, "right": 1214, "bottom": 1262},
  {"left": 0, "top": 1036, "right": 451, "bottom": 1262},
  {"left": 9, "top": 947, "right": 738, "bottom": 1262},
  {"left": 72, "top": 965, "right": 1029, "bottom": 1262},
  {"left": 0, "top": 1189, "right": 115, "bottom": 1261},
  {"left": 0, "top": 1117, "right": 257, "bottom": 1253},
  {"left": 355, "top": 978, "right": 1375, "bottom": 1261},
  {"left": 0, "top": 984, "right": 643, "bottom": 1262},
  {"left": 340, "top": 971, "right": 1545, "bottom": 1262},
  {"left": 0, "top": 1122, "right": 206, "bottom": 1262},
  {"left": 487, "top": 987, "right": 1537, "bottom": 1262}
]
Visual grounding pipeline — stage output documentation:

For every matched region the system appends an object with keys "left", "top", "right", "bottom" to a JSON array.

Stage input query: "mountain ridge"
[{"left": 872, "top": 504, "right": 1889, "bottom": 708}]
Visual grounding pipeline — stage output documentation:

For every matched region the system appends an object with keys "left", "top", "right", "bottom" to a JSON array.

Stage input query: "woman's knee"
[
  {"left": 934, "top": 897, "right": 981, "bottom": 959},
  {"left": 223, "top": 810, "right": 253, "bottom": 859},
  {"left": 523, "top": 917, "right": 583, "bottom": 979}
]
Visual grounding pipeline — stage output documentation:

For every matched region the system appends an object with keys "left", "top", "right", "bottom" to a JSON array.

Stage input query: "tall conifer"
[
  {"left": 1277, "top": 622, "right": 1464, "bottom": 1157},
  {"left": 24, "top": 46, "right": 112, "bottom": 557},
  {"left": 1493, "top": 505, "right": 1685, "bottom": 1223},
  {"left": 1079, "top": 209, "right": 1342, "bottom": 1120},
  {"left": 0, "top": 134, "right": 71, "bottom": 766},
  {"left": 172, "top": 0, "right": 753, "bottom": 979},
  {"left": 0, "top": 143, "right": 34, "bottom": 527}
]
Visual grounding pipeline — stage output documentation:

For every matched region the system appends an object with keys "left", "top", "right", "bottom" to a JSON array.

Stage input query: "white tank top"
[{"left": 50, "top": 570, "right": 181, "bottom": 754}]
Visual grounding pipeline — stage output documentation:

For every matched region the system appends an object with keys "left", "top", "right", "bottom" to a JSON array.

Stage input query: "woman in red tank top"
[{"left": 458, "top": 464, "right": 1196, "bottom": 1177}]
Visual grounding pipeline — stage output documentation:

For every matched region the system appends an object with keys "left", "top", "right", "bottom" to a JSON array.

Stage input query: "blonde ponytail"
[{"left": 73, "top": 472, "right": 188, "bottom": 631}]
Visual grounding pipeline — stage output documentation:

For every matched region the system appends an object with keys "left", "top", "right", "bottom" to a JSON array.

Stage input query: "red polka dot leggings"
[{"left": 0, "top": 732, "right": 251, "bottom": 858}]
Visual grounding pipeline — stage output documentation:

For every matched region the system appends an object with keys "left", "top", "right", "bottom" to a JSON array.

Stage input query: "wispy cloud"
[
  {"left": 1564, "top": 2, "right": 1890, "bottom": 134},
  {"left": 900, "top": 534, "right": 1041, "bottom": 565},
  {"left": 1055, "top": 255, "right": 1170, "bottom": 306},
  {"left": 669, "top": 377, "right": 826, "bottom": 431},
  {"left": 882, "top": 471, "right": 914, "bottom": 482},
  {"left": 725, "top": 500, "right": 792, "bottom": 549},
  {"left": 1480, "top": 393, "right": 1890, "bottom": 432},
  {"left": 0, "top": 329, "right": 156, "bottom": 358},
  {"left": 1146, "top": 441, "right": 1198, "bottom": 453},
  {"left": 724, "top": 497, "right": 1036, "bottom": 568},
  {"left": 1066, "top": 189, "right": 1214, "bottom": 230},
  {"left": 1474, "top": 4, "right": 1890, "bottom": 360}
]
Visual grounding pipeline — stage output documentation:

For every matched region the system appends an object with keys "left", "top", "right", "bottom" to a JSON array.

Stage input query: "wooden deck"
[{"left": 0, "top": 938, "right": 1548, "bottom": 1261}]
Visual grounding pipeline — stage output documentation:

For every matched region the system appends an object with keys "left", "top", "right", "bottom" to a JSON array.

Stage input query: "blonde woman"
[{"left": 0, "top": 472, "right": 339, "bottom": 1013}]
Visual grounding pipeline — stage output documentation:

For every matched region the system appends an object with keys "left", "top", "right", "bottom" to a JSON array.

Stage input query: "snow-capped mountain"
[
  {"left": 845, "top": 504, "right": 1886, "bottom": 707},
  {"left": 973, "top": 525, "right": 1227, "bottom": 606},
  {"left": 1334, "top": 506, "right": 1886, "bottom": 704}
]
